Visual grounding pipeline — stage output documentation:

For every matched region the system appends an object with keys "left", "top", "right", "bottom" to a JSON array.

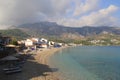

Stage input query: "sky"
[{"left": 0, "top": 0, "right": 120, "bottom": 29}]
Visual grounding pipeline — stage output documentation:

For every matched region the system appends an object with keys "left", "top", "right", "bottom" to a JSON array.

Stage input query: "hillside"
[
  {"left": 0, "top": 22, "right": 120, "bottom": 45},
  {"left": 0, "top": 29, "right": 30, "bottom": 39},
  {"left": 18, "top": 22, "right": 120, "bottom": 37}
]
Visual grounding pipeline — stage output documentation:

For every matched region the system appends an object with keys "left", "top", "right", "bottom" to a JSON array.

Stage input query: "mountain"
[
  {"left": 18, "top": 22, "right": 73, "bottom": 36},
  {"left": 17, "top": 21, "right": 120, "bottom": 37}
]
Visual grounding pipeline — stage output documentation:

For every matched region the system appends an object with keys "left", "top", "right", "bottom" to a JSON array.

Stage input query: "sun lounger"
[
  {"left": 5, "top": 69, "right": 22, "bottom": 74},
  {"left": 3, "top": 66, "right": 21, "bottom": 71}
]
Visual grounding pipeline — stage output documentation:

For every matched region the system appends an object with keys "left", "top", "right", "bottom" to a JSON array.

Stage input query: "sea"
[{"left": 50, "top": 46, "right": 120, "bottom": 80}]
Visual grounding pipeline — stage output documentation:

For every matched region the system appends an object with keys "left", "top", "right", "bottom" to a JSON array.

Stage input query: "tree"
[{"left": 10, "top": 37, "right": 18, "bottom": 45}]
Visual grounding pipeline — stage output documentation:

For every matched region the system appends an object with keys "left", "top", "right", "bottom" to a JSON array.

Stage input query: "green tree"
[{"left": 10, "top": 37, "right": 18, "bottom": 45}]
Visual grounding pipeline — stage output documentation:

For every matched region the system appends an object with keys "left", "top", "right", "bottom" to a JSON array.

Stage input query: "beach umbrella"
[{"left": 0, "top": 56, "right": 19, "bottom": 61}]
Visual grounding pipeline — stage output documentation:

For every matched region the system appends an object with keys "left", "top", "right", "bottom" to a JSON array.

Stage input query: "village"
[
  {"left": 0, "top": 33, "right": 68, "bottom": 77},
  {"left": 0, "top": 35, "right": 65, "bottom": 57}
]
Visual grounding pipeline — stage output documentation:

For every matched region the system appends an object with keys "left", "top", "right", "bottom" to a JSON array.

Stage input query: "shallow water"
[{"left": 50, "top": 46, "right": 120, "bottom": 80}]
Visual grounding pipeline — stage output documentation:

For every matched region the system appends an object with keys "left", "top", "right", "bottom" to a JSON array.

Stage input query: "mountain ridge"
[{"left": 17, "top": 21, "right": 120, "bottom": 37}]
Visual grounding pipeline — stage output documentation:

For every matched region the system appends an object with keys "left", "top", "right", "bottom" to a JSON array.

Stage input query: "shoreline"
[
  {"left": 0, "top": 47, "right": 67, "bottom": 80},
  {"left": 34, "top": 47, "right": 67, "bottom": 80}
]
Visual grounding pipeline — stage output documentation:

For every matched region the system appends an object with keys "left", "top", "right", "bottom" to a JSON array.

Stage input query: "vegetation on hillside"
[
  {"left": 18, "top": 22, "right": 120, "bottom": 37},
  {"left": 0, "top": 29, "right": 30, "bottom": 40},
  {"left": 0, "top": 24, "right": 120, "bottom": 45}
]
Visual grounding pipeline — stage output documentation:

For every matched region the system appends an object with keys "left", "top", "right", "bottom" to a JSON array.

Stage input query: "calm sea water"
[{"left": 50, "top": 46, "right": 120, "bottom": 80}]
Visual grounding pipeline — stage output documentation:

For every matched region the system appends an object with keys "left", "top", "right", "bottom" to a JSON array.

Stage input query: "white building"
[
  {"left": 31, "top": 38, "right": 39, "bottom": 44},
  {"left": 25, "top": 39, "right": 33, "bottom": 47},
  {"left": 48, "top": 41, "right": 55, "bottom": 47},
  {"left": 40, "top": 43, "right": 48, "bottom": 48},
  {"left": 39, "top": 38, "right": 48, "bottom": 44}
]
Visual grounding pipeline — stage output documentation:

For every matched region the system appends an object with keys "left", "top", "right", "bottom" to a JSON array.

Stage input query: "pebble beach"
[{"left": 0, "top": 47, "right": 65, "bottom": 80}]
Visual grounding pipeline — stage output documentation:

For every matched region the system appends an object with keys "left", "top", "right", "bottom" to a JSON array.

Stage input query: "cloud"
[
  {"left": 0, "top": 0, "right": 119, "bottom": 29},
  {"left": 99, "top": 5, "right": 118, "bottom": 15},
  {"left": 0, "top": 0, "right": 71, "bottom": 25},
  {"left": 0, "top": 25, "right": 11, "bottom": 30},
  {"left": 56, "top": 5, "right": 119, "bottom": 27},
  {"left": 73, "top": 0, "right": 99, "bottom": 16}
]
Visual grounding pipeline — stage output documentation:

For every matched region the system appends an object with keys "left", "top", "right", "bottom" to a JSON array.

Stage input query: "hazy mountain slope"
[{"left": 18, "top": 22, "right": 120, "bottom": 37}]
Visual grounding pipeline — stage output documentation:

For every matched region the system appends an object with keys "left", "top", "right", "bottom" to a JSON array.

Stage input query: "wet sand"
[{"left": 0, "top": 47, "right": 65, "bottom": 80}]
